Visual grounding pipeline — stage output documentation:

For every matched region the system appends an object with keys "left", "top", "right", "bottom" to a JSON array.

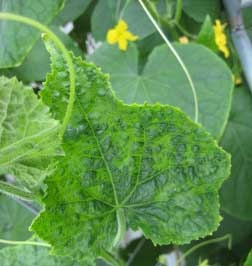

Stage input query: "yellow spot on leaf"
[
  {"left": 198, "top": 259, "right": 210, "bottom": 266},
  {"left": 179, "top": 36, "right": 189, "bottom": 44},
  {"left": 232, "top": 74, "right": 242, "bottom": 85},
  {"left": 213, "top": 20, "right": 229, "bottom": 58},
  {"left": 106, "top": 19, "right": 138, "bottom": 51}
]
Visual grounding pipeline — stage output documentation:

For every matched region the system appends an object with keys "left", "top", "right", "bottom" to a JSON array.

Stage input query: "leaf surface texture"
[
  {"left": 0, "top": 76, "right": 62, "bottom": 192},
  {"left": 32, "top": 40, "right": 230, "bottom": 263}
]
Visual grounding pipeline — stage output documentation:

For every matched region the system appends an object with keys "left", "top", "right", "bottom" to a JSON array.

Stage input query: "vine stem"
[
  {"left": 0, "top": 12, "right": 76, "bottom": 138},
  {"left": 0, "top": 239, "right": 51, "bottom": 248},
  {"left": 126, "top": 238, "right": 145, "bottom": 266},
  {"left": 100, "top": 249, "right": 124, "bottom": 266},
  {"left": 0, "top": 181, "right": 37, "bottom": 201},
  {"left": 175, "top": 234, "right": 232, "bottom": 266},
  {"left": 138, "top": 0, "right": 199, "bottom": 123},
  {"left": 174, "top": 22, "right": 196, "bottom": 39},
  {"left": 175, "top": 0, "right": 183, "bottom": 23}
]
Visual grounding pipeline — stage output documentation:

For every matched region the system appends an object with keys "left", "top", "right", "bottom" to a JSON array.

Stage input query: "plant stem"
[
  {"left": 0, "top": 12, "right": 76, "bottom": 139},
  {"left": 0, "top": 181, "right": 36, "bottom": 201},
  {"left": 175, "top": 234, "right": 232, "bottom": 266},
  {"left": 175, "top": 0, "right": 183, "bottom": 23},
  {"left": 100, "top": 249, "right": 124, "bottom": 266},
  {"left": 126, "top": 238, "right": 145, "bottom": 266},
  {"left": 174, "top": 21, "right": 196, "bottom": 39},
  {"left": 0, "top": 239, "right": 51, "bottom": 247},
  {"left": 138, "top": 0, "right": 199, "bottom": 123},
  {"left": 113, "top": 209, "right": 127, "bottom": 247},
  {"left": 142, "top": 0, "right": 160, "bottom": 23}
]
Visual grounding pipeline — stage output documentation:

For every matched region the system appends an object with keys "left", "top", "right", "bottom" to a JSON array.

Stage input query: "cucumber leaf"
[
  {"left": 183, "top": 0, "right": 220, "bottom": 23},
  {"left": 0, "top": 194, "right": 35, "bottom": 248},
  {"left": 245, "top": 249, "right": 252, "bottom": 266},
  {"left": 53, "top": 0, "right": 92, "bottom": 25},
  {"left": 0, "top": 244, "right": 81, "bottom": 266},
  {"left": 0, "top": 76, "right": 63, "bottom": 193},
  {"left": 91, "top": 0, "right": 155, "bottom": 41},
  {"left": 196, "top": 15, "right": 218, "bottom": 52},
  {"left": 31, "top": 39, "right": 230, "bottom": 263},
  {"left": 11, "top": 26, "right": 83, "bottom": 82},
  {"left": 220, "top": 85, "right": 252, "bottom": 220},
  {"left": 88, "top": 43, "right": 233, "bottom": 140},
  {"left": 0, "top": 0, "right": 64, "bottom": 68}
]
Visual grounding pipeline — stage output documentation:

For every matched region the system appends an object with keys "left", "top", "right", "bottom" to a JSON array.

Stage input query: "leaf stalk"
[
  {"left": 0, "top": 239, "right": 51, "bottom": 247},
  {"left": 175, "top": 234, "right": 232, "bottom": 266}
]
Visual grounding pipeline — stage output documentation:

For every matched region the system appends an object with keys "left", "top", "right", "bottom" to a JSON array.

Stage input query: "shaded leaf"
[
  {"left": 220, "top": 85, "right": 252, "bottom": 220},
  {"left": 53, "top": 0, "right": 92, "bottom": 25},
  {"left": 88, "top": 43, "right": 233, "bottom": 139},
  {"left": 31, "top": 39, "right": 230, "bottom": 264},
  {"left": 12, "top": 26, "right": 83, "bottom": 82},
  {"left": 183, "top": 0, "right": 220, "bottom": 23},
  {"left": 0, "top": 0, "right": 64, "bottom": 68},
  {"left": 0, "top": 76, "right": 63, "bottom": 193},
  {"left": 0, "top": 194, "right": 35, "bottom": 248}
]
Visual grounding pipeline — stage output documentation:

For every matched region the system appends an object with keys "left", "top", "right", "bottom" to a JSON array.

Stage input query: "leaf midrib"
[{"left": 76, "top": 100, "right": 120, "bottom": 206}]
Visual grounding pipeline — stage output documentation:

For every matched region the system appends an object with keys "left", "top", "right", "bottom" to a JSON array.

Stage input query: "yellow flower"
[
  {"left": 213, "top": 20, "right": 229, "bottom": 58},
  {"left": 179, "top": 36, "right": 189, "bottom": 44},
  {"left": 106, "top": 19, "right": 138, "bottom": 51}
]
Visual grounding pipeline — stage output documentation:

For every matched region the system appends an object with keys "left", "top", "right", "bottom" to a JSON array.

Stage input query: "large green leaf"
[
  {"left": 245, "top": 249, "right": 252, "bottom": 266},
  {"left": 0, "top": 244, "right": 81, "bottom": 265},
  {"left": 0, "top": 194, "right": 35, "bottom": 248},
  {"left": 220, "top": 86, "right": 252, "bottom": 220},
  {"left": 183, "top": 0, "right": 220, "bottom": 23},
  {"left": 88, "top": 43, "right": 233, "bottom": 139},
  {"left": 91, "top": 0, "right": 155, "bottom": 41},
  {"left": 0, "top": 76, "right": 63, "bottom": 193},
  {"left": 0, "top": 0, "right": 64, "bottom": 68},
  {"left": 31, "top": 39, "right": 230, "bottom": 264}
]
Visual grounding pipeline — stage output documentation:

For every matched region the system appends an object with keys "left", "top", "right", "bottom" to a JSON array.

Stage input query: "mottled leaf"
[
  {"left": 0, "top": 244, "right": 81, "bottom": 265},
  {"left": 0, "top": 0, "right": 64, "bottom": 68},
  {"left": 0, "top": 76, "right": 63, "bottom": 193},
  {"left": 31, "top": 39, "right": 230, "bottom": 264},
  {"left": 181, "top": 210, "right": 252, "bottom": 266},
  {"left": 88, "top": 43, "right": 233, "bottom": 139},
  {"left": 220, "top": 86, "right": 252, "bottom": 220}
]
